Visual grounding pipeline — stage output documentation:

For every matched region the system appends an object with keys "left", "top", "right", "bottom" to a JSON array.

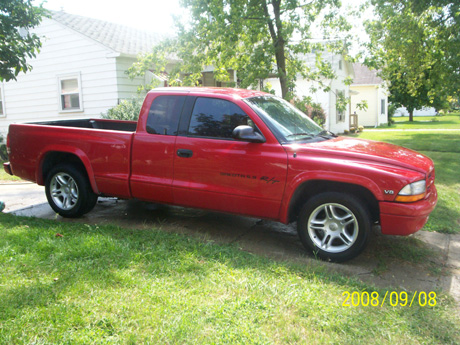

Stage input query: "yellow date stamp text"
[{"left": 342, "top": 291, "right": 437, "bottom": 307}]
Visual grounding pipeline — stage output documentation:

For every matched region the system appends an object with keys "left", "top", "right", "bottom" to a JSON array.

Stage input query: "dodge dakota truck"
[{"left": 3, "top": 87, "right": 437, "bottom": 262}]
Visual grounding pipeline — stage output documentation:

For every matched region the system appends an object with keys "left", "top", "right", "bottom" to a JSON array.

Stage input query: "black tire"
[
  {"left": 45, "top": 164, "right": 98, "bottom": 218},
  {"left": 297, "top": 192, "right": 371, "bottom": 263},
  {"left": 81, "top": 190, "right": 98, "bottom": 215}
]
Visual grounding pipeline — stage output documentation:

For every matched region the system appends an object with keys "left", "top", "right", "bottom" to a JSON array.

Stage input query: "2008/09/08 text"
[{"left": 342, "top": 291, "right": 437, "bottom": 307}]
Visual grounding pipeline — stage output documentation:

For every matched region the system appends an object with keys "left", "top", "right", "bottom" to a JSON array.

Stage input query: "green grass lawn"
[
  {"left": 0, "top": 213, "right": 459, "bottom": 344},
  {"left": 357, "top": 130, "right": 460, "bottom": 234},
  {"left": 378, "top": 113, "right": 460, "bottom": 129},
  {"left": 0, "top": 161, "right": 22, "bottom": 181}
]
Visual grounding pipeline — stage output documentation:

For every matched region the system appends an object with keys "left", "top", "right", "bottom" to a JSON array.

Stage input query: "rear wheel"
[
  {"left": 297, "top": 192, "right": 371, "bottom": 262},
  {"left": 45, "top": 164, "right": 98, "bottom": 218}
]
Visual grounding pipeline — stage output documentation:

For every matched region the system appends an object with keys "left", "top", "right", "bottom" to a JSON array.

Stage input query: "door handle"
[{"left": 177, "top": 149, "right": 193, "bottom": 158}]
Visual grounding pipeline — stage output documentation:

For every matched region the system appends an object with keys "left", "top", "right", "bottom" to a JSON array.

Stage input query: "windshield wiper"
[
  {"left": 286, "top": 132, "right": 313, "bottom": 139},
  {"left": 315, "top": 130, "right": 337, "bottom": 138}
]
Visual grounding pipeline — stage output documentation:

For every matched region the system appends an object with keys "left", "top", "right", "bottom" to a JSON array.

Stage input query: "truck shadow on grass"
[{"left": 22, "top": 197, "right": 452, "bottom": 294}]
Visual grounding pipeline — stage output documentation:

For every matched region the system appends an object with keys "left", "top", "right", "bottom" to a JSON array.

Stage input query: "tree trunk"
[
  {"left": 263, "top": 0, "right": 289, "bottom": 99},
  {"left": 409, "top": 108, "right": 414, "bottom": 122},
  {"left": 275, "top": 40, "right": 288, "bottom": 99}
]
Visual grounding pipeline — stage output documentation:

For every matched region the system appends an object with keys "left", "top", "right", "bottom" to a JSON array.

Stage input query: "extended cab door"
[
  {"left": 130, "top": 95, "right": 187, "bottom": 203},
  {"left": 172, "top": 96, "right": 288, "bottom": 220}
]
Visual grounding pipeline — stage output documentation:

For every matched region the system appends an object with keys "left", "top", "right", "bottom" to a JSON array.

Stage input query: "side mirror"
[{"left": 232, "top": 125, "right": 266, "bottom": 143}]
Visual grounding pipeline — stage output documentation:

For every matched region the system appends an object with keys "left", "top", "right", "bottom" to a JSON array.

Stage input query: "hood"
[{"left": 286, "top": 137, "right": 434, "bottom": 174}]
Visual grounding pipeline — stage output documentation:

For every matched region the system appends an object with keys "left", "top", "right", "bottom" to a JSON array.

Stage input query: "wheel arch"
[
  {"left": 37, "top": 148, "right": 99, "bottom": 194},
  {"left": 286, "top": 180, "right": 380, "bottom": 224}
]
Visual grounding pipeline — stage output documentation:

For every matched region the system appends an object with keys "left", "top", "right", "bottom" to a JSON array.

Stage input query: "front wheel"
[
  {"left": 297, "top": 192, "right": 371, "bottom": 262},
  {"left": 45, "top": 164, "right": 97, "bottom": 218}
]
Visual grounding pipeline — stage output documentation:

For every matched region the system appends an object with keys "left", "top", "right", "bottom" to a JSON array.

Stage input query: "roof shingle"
[
  {"left": 51, "top": 11, "right": 163, "bottom": 56},
  {"left": 352, "top": 63, "right": 383, "bottom": 85}
]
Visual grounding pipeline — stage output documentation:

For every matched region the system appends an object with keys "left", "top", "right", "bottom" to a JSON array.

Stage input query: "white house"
[
  {"left": 350, "top": 63, "right": 388, "bottom": 127},
  {"left": 260, "top": 51, "right": 354, "bottom": 134},
  {"left": 0, "top": 11, "right": 163, "bottom": 139}
]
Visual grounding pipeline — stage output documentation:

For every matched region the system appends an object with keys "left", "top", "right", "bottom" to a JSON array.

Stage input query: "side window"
[
  {"left": 188, "top": 98, "right": 250, "bottom": 139},
  {"left": 336, "top": 89, "right": 345, "bottom": 123},
  {"left": 146, "top": 96, "right": 186, "bottom": 135}
]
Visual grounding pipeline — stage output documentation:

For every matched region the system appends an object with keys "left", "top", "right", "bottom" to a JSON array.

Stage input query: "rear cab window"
[{"left": 146, "top": 96, "right": 186, "bottom": 135}]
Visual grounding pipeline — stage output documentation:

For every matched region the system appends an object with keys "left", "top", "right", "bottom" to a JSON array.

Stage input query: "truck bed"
[{"left": 7, "top": 119, "right": 135, "bottom": 198}]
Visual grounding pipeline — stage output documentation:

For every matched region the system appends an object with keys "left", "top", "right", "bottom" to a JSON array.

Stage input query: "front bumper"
[
  {"left": 379, "top": 185, "right": 438, "bottom": 236},
  {"left": 3, "top": 162, "right": 13, "bottom": 176}
]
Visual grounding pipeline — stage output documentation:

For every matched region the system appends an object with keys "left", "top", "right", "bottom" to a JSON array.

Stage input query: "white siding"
[
  {"left": 350, "top": 85, "right": 378, "bottom": 127},
  {"left": 0, "top": 18, "right": 120, "bottom": 138},
  {"left": 350, "top": 84, "right": 388, "bottom": 127},
  {"left": 116, "top": 57, "right": 144, "bottom": 100}
]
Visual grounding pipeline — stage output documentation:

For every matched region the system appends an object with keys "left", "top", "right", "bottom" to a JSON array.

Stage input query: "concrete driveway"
[{"left": 2, "top": 181, "right": 460, "bottom": 309}]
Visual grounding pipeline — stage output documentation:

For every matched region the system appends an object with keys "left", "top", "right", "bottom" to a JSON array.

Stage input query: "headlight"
[{"left": 395, "top": 180, "right": 426, "bottom": 202}]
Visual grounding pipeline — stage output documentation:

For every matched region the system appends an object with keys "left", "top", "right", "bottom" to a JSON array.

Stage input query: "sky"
[{"left": 39, "top": 0, "right": 184, "bottom": 34}]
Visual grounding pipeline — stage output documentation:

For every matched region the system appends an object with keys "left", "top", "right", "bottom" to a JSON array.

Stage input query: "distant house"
[
  {"left": 394, "top": 106, "right": 437, "bottom": 117},
  {"left": 260, "top": 51, "right": 355, "bottom": 134},
  {"left": 350, "top": 63, "right": 388, "bottom": 127},
  {"left": 0, "top": 11, "right": 163, "bottom": 139}
]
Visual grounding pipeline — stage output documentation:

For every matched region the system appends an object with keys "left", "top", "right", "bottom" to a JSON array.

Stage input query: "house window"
[
  {"left": 58, "top": 75, "right": 82, "bottom": 112},
  {"left": 0, "top": 86, "right": 5, "bottom": 117},
  {"left": 336, "top": 90, "right": 345, "bottom": 123},
  {"left": 381, "top": 99, "right": 386, "bottom": 115}
]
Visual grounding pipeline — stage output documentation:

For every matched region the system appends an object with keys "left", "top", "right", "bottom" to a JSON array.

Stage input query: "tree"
[
  {"left": 129, "top": 0, "right": 354, "bottom": 100},
  {"left": 0, "top": 0, "right": 47, "bottom": 81},
  {"left": 365, "top": 0, "right": 459, "bottom": 121}
]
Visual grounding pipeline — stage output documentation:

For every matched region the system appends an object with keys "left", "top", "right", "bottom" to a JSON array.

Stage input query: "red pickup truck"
[{"left": 4, "top": 87, "right": 437, "bottom": 262}]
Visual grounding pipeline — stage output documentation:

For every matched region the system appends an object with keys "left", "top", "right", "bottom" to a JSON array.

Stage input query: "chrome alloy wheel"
[
  {"left": 50, "top": 172, "right": 79, "bottom": 210},
  {"left": 307, "top": 203, "right": 359, "bottom": 253}
]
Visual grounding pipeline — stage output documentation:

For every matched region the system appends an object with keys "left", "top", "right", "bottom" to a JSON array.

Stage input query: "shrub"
[
  {"left": 343, "top": 129, "right": 349, "bottom": 135},
  {"left": 293, "top": 96, "right": 326, "bottom": 126},
  {"left": 0, "top": 135, "right": 7, "bottom": 161},
  {"left": 388, "top": 103, "right": 397, "bottom": 125},
  {"left": 102, "top": 97, "right": 144, "bottom": 121},
  {"left": 358, "top": 125, "right": 364, "bottom": 132},
  {"left": 350, "top": 127, "right": 356, "bottom": 133}
]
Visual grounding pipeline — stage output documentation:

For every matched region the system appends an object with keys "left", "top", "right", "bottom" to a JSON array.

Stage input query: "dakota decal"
[{"left": 220, "top": 172, "right": 280, "bottom": 184}]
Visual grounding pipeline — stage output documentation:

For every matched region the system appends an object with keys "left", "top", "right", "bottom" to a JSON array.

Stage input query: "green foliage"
[
  {"left": 387, "top": 102, "right": 397, "bottom": 125},
  {"left": 293, "top": 96, "right": 326, "bottom": 126},
  {"left": 355, "top": 100, "right": 368, "bottom": 112},
  {"left": 0, "top": 145, "right": 7, "bottom": 161},
  {"left": 129, "top": 0, "right": 355, "bottom": 100},
  {"left": 0, "top": 1, "right": 48, "bottom": 81},
  {"left": 101, "top": 98, "right": 143, "bottom": 121},
  {"left": 365, "top": 0, "right": 459, "bottom": 121}
]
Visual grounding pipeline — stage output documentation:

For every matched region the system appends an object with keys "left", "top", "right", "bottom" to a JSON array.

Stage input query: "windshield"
[{"left": 245, "top": 96, "right": 324, "bottom": 143}]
